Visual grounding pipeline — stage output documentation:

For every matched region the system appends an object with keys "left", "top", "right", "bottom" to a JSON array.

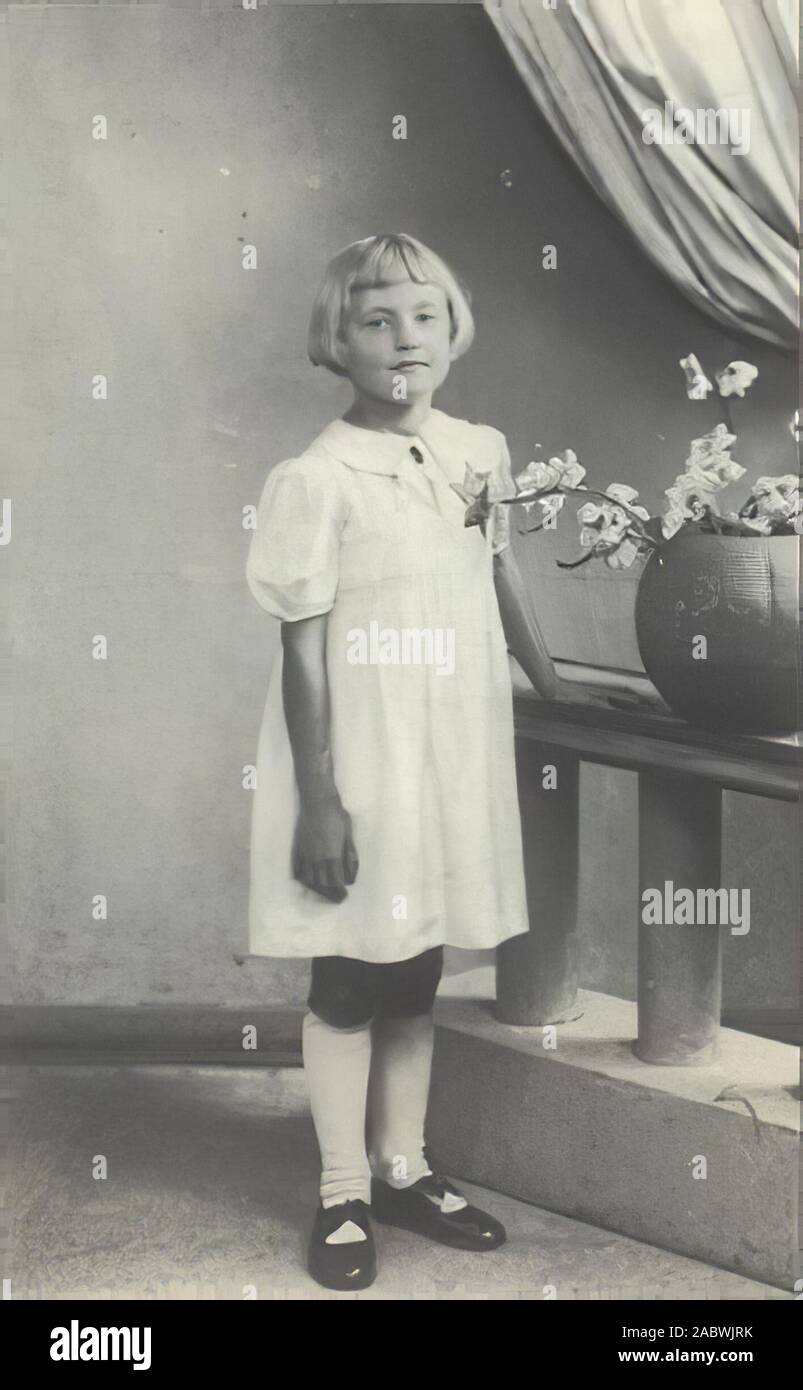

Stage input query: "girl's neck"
[{"left": 342, "top": 394, "right": 434, "bottom": 437}]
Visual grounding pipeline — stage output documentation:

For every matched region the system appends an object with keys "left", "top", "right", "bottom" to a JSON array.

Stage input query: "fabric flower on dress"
[
  {"left": 679, "top": 354, "right": 714, "bottom": 400},
  {"left": 451, "top": 461, "right": 493, "bottom": 528},
  {"left": 715, "top": 361, "right": 758, "bottom": 398},
  {"left": 451, "top": 458, "right": 521, "bottom": 547},
  {"left": 452, "top": 460, "right": 492, "bottom": 504}
]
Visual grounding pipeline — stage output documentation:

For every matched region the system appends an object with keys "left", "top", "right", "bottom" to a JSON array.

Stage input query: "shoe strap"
[
  {"left": 414, "top": 1172, "right": 468, "bottom": 1212},
  {"left": 321, "top": 1199, "right": 370, "bottom": 1239}
]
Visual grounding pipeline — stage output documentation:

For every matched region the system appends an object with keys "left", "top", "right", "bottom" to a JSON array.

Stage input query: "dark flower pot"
[{"left": 634, "top": 530, "right": 800, "bottom": 733}]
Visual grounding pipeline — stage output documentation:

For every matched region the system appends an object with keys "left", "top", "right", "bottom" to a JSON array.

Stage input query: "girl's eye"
[
  {"left": 416, "top": 313, "right": 435, "bottom": 321},
  {"left": 366, "top": 317, "right": 389, "bottom": 328}
]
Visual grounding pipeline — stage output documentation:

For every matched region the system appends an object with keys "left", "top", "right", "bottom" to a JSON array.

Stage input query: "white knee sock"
[
  {"left": 301, "top": 1009, "right": 373, "bottom": 1224},
  {"left": 366, "top": 1012, "right": 436, "bottom": 1189}
]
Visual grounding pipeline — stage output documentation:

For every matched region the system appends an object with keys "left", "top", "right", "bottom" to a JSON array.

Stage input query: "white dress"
[{"left": 245, "top": 406, "right": 529, "bottom": 963}]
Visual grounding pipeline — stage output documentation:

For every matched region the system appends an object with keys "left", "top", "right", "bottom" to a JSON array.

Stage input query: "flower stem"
[
  {"left": 556, "top": 550, "right": 597, "bottom": 571},
  {"left": 497, "top": 485, "right": 653, "bottom": 541}
]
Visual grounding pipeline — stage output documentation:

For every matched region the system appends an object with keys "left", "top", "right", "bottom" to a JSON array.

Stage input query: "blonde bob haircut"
[{"left": 307, "top": 233, "right": 475, "bottom": 377}]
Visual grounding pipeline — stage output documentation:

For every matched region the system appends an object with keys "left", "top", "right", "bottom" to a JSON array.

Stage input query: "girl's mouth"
[{"left": 391, "top": 362, "right": 428, "bottom": 370}]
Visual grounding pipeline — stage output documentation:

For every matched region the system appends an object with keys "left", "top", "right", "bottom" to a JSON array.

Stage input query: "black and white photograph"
[{"left": 2, "top": 0, "right": 800, "bottom": 1342}]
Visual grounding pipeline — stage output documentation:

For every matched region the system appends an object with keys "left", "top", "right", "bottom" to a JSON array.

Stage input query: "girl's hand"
[
  {"left": 291, "top": 794, "right": 359, "bottom": 903},
  {"left": 551, "top": 676, "right": 671, "bottom": 713}
]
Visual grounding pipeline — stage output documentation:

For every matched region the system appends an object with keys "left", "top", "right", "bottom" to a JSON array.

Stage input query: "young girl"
[{"left": 246, "top": 233, "right": 562, "bottom": 1291}]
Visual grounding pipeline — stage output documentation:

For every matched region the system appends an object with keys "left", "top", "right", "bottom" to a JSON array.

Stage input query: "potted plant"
[{"left": 454, "top": 357, "right": 800, "bottom": 734}]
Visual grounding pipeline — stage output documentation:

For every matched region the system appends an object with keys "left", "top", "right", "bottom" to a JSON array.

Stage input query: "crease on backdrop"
[{"left": 483, "top": 0, "right": 799, "bottom": 351}]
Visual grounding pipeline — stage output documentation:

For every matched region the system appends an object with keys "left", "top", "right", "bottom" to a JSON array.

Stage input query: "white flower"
[
  {"left": 683, "top": 425, "right": 745, "bottom": 489},
  {"left": 661, "top": 507, "right": 686, "bottom": 539},
  {"left": 577, "top": 499, "right": 631, "bottom": 548},
  {"left": 748, "top": 475, "right": 801, "bottom": 523},
  {"left": 605, "top": 538, "right": 642, "bottom": 569},
  {"left": 687, "top": 455, "right": 746, "bottom": 489},
  {"left": 680, "top": 353, "right": 714, "bottom": 400},
  {"left": 752, "top": 474, "right": 799, "bottom": 504},
  {"left": 715, "top": 361, "right": 758, "bottom": 398},
  {"left": 741, "top": 515, "right": 774, "bottom": 534},
  {"left": 753, "top": 474, "right": 799, "bottom": 496},
  {"left": 515, "top": 448, "right": 586, "bottom": 497},
  {"left": 686, "top": 422, "right": 738, "bottom": 464},
  {"left": 547, "top": 449, "right": 586, "bottom": 489},
  {"left": 515, "top": 459, "right": 561, "bottom": 493},
  {"left": 605, "top": 483, "right": 650, "bottom": 520},
  {"left": 663, "top": 476, "right": 717, "bottom": 524}
]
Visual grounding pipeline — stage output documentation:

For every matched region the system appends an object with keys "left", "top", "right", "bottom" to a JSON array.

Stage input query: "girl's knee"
[
  {"left": 305, "top": 1004, "right": 373, "bottom": 1032},
  {"left": 307, "top": 956, "right": 376, "bottom": 1030}
]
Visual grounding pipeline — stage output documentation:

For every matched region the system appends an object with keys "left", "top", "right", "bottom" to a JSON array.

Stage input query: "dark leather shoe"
[
  {"left": 371, "top": 1172, "right": 506, "bottom": 1251},
  {"left": 307, "top": 1199, "right": 377, "bottom": 1291}
]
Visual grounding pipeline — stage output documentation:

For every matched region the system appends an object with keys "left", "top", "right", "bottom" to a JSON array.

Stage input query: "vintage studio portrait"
[{"left": 4, "top": 0, "right": 800, "bottom": 1315}]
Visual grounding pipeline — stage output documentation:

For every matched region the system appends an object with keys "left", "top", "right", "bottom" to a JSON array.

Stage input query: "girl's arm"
[
  {"left": 493, "top": 546, "right": 667, "bottom": 710},
  {"left": 492, "top": 544, "right": 560, "bottom": 700},
  {"left": 280, "top": 615, "right": 358, "bottom": 902}
]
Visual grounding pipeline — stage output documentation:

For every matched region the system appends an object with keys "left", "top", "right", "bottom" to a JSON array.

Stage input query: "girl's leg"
[
  {"left": 366, "top": 948, "right": 444, "bottom": 1189},
  {"left": 303, "top": 957, "right": 375, "bottom": 1210},
  {"left": 366, "top": 1010, "right": 435, "bottom": 1188}
]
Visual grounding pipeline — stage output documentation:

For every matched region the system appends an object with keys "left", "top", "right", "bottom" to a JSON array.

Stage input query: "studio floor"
[{"left": 3, "top": 1065, "right": 790, "bottom": 1301}]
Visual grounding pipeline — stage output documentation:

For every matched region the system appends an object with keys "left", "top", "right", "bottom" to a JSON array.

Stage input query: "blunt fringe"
[{"left": 307, "top": 233, "right": 475, "bottom": 377}]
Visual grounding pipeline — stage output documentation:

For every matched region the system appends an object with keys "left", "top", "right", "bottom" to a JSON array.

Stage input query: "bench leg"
[
  {"left": 636, "top": 771, "right": 722, "bottom": 1065},
  {"left": 496, "top": 739, "right": 580, "bottom": 1024}
]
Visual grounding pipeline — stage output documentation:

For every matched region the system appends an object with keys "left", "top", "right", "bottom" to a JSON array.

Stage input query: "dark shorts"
[{"left": 307, "top": 946, "right": 444, "bottom": 1029}]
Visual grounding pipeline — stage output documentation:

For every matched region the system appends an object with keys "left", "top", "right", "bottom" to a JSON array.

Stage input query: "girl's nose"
[{"left": 396, "top": 321, "right": 421, "bottom": 350}]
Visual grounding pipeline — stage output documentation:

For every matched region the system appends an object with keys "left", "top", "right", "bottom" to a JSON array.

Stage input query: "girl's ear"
[
  {"left": 447, "top": 304, "right": 461, "bottom": 362},
  {"left": 332, "top": 325, "right": 349, "bottom": 372}
]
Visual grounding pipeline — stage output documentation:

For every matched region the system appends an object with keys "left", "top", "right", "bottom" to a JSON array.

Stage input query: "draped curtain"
[{"left": 483, "top": 0, "right": 798, "bottom": 350}]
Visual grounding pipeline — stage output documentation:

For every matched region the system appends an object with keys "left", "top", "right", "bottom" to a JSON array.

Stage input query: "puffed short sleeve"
[
  {"left": 246, "top": 456, "right": 347, "bottom": 621},
  {"left": 486, "top": 429, "right": 516, "bottom": 556}
]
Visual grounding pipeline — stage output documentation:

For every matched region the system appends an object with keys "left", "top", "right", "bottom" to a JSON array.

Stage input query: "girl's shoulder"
[
  {"left": 253, "top": 437, "right": 351, "bottom": 528},
  {"left": 259, "top": 434, "right": 351, "bottom": 498},
  {"left": 265, "top": 446, "right": 339, "bottom": 483},
  {"left": 430, "top": 408, "right": 507, "bottom": 453}
]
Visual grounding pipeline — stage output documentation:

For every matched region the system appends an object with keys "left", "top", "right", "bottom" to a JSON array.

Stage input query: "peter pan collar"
[{"left": 311, "top": 408, "right": 468, "bottom": 480}]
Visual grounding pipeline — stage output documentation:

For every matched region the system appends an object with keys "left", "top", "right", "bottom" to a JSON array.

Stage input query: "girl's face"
[{"left": 337, "top": 277, "right": 455, "bottom": 404}]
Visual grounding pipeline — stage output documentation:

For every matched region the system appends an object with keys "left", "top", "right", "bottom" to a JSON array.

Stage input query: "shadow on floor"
[{"left": 5, "top": 1065, "right": 789, "bottom": 1301}]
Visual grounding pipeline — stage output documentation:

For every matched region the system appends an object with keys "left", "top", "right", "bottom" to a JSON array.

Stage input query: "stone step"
[{"left": 427, "top": 991, "right": 800, "bottom": 1291}]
